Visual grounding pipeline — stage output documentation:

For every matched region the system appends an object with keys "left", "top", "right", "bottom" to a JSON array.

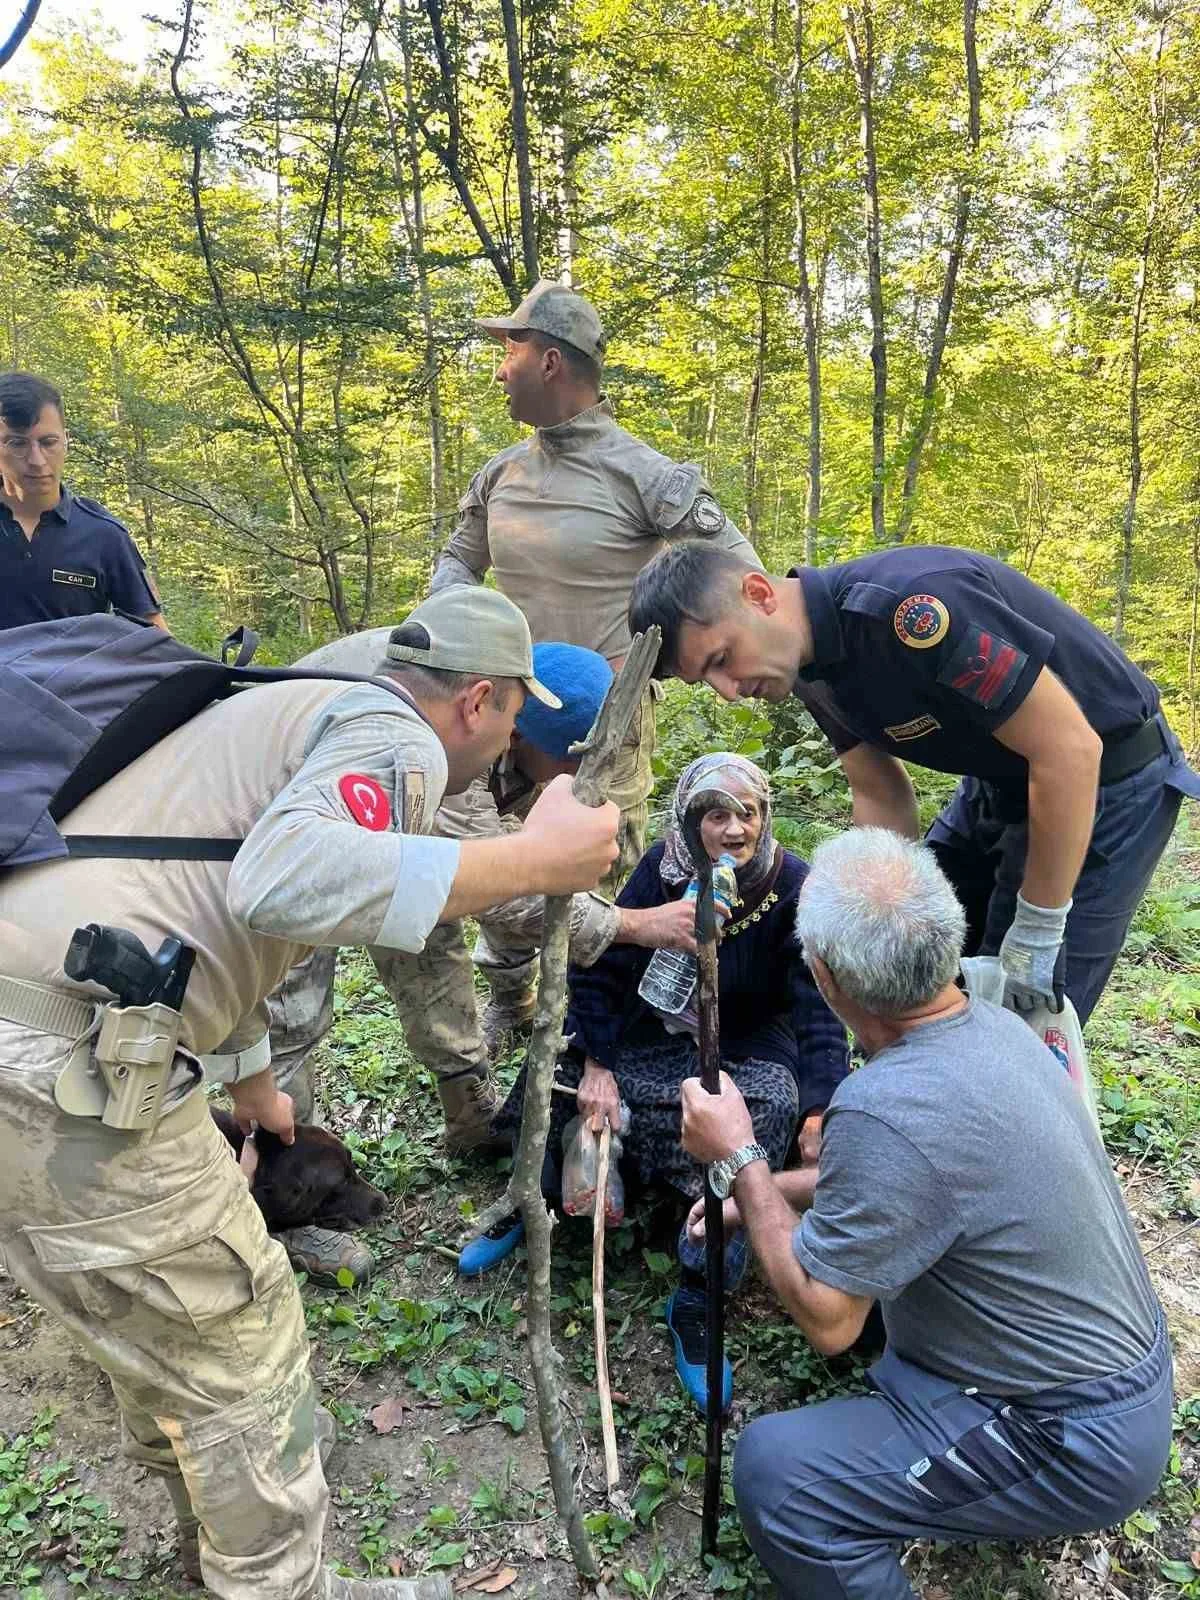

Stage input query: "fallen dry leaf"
[
  {"left": 368, "top": 1396, "right": 413, "bottom": 1435},
  {"left": 454, "top": 1562, "right": 518, "bottom": 1594}
]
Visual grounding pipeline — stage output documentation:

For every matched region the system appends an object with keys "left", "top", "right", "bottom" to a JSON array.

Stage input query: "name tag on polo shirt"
[{"left": 52, "top": 568, "right": 97, "bottom": 589}]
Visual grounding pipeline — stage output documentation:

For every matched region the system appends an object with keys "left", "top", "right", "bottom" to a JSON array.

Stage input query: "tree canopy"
[{"left": 3, "top": 0, "right": 1199, "bottom": 736}]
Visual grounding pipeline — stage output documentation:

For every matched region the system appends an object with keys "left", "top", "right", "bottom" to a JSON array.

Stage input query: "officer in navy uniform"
[
  {"left": 0, "top": 371, "right": 165, "bottom": 630},
  {"left": 629, "top": 540, "right": 1200, "bottom": 1024}
]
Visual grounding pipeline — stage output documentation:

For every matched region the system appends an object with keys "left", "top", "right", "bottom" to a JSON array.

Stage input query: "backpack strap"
[
  {"left": 59, "top": 668, "right": 433, "bottom": 864},
  {"left": 64, "top": 836, "right": 243, "bottom": 861}
]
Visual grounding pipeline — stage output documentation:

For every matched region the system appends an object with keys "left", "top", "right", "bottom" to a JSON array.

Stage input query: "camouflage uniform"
[
  {"left": 431, "top": 281, "right": 760, "bottom": 976},
  {"left": 269, "top": 630, "right": 621, "bottom": 1117},
  {"left": 0, "top": 672, "right": 460, "bottom": 1599}
]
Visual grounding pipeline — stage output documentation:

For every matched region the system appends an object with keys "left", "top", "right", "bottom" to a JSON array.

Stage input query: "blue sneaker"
[
  {"left": 458, "top": 1211, "right": 524, "bottom": 1275},
  {"left": 665, "top": 1287, "right": 733, "bottom": 1414}
]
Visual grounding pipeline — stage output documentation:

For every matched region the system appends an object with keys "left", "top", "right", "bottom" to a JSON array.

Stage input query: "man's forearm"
[
  {"left": 1021, "top": 749, "right": 1098, "bottom": 907},
  {"left": 841, "top": 747, "right": 920, "bottom": 838},
  {"left": 734, "top": 1162, "right": 864, "bottom": 1355},
  {"left": 441, "top": 835, "right": 547, "bottom": 922}
]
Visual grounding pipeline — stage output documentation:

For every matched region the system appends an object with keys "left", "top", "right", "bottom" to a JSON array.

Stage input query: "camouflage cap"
[
  {"left": 387, "top": 587, "right": 561, "bottom": 708},
  {"left": 476, "top": 279, "right": 606, "bottom": 365}
]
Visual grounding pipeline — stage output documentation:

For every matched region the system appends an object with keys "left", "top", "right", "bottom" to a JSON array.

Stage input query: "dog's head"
[{"left": 213, "top": 1110, "right": 387, "bottom": 1233}]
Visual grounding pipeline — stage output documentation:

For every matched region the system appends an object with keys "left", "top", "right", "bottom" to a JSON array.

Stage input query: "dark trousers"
[
  {"left": 734, "top": 1317, "right": 1174, "bottom": 1600},
  {"left": 926, "top": 722, "right": 1199, "bottom": 1023}
]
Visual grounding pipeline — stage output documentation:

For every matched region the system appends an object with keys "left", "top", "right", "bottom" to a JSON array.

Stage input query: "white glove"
[{"left": 999, "top": 893, "right": 1070, "bottom": 1014}]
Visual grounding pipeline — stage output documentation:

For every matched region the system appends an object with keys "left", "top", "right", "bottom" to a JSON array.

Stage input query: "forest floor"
[{"left": 1, "top": 825, "right": 1198, "bottom": 1600}]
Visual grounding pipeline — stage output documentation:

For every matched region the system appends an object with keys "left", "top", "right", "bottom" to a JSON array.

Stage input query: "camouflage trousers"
[
  {"left": 268, "top": 687, "right": 655, "bottom": 1091},
  {"left": 0, "top": 1019, "right": 327, "bottom": 1600}
]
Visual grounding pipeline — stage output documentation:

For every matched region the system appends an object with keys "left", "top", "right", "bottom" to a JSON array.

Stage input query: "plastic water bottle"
[{"left": 637, "top": 853, "right": 739, "bottom": 1034}]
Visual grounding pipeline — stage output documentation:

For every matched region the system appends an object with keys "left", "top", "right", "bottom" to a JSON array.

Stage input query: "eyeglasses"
[{"left": 0, "top": 433, "right": 67, "bottom": 456}]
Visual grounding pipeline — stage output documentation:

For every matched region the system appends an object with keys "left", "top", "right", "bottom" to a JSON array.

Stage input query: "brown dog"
[{"left": 211, "top": 1108, "right": 387, "bottom": 1234}]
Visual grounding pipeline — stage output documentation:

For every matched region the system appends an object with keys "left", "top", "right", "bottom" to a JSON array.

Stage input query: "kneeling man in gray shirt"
[{"left": 681, "top": 828, "right": 1171, "bottom": 1600}]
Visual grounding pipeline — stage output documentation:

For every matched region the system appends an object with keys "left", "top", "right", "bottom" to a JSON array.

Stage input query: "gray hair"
[{"left": 795, "top": 828, "right": 966, "bottom": 1016}]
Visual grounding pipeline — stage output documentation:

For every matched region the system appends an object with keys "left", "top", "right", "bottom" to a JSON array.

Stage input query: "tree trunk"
[
  {"left": 788, "top": 0, "right": 822, "bottom": 562},
  {"left": 744, "top": 166, "right": 770, "bottom": 542},
  {"left": 843, "top": 0, "right": 887, "bottom": 542},
  {"left": 374, "top": 22, "right": 448, "bottom": 561},
  {"left": 893, "top": 0, "right": 980, "bottom": 542},
  {"left": 1114, "top": 16, "right": 1168, "bottom": 646},
  {"left": 500, "top": 0, "right": 540, "bottom": 285}
]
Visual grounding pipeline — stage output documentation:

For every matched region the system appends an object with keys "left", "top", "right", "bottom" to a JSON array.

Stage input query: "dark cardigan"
[{"left": 565, "top": 842, "right": 850, "bottom": 1120}]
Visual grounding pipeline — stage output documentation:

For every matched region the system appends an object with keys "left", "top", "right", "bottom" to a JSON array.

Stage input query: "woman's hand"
[
  {"left": 686, "top": 1192, "right": 742, "bottom": 1243},
  {"left": 578, "top": 1057, "right": 621, "bottom": 1133}
]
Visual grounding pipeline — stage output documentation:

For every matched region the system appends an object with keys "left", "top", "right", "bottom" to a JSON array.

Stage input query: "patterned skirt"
[{"left": 493, "top": 1035, "right": 799, "bottom": 1203}]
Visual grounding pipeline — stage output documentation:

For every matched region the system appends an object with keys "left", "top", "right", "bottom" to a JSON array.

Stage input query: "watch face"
[{"left": 708, "top": 1164, "right": 729, "bottom": 1201}]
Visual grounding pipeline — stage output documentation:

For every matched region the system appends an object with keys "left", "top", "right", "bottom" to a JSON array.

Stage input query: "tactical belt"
[
  {"left": 0, "top": 973, "right": 94, "bottom": 1037},
  {"left": 1099, "top": 717, "right": 1168, "bottom": 787}
]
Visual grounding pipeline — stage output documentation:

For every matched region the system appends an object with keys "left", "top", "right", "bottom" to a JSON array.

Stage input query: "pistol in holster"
[{"left": 60, "top": 923, "right": 197, "bottom": 1133}]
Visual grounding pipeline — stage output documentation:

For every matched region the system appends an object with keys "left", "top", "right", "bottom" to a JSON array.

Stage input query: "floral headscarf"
[{"left": 659, "top": 752, "right": 777, "bottom": 898}]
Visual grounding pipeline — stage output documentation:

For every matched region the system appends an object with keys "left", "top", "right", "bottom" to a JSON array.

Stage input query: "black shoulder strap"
[{"left": 65, "top": 836, "right": 242, "bottom": 861}]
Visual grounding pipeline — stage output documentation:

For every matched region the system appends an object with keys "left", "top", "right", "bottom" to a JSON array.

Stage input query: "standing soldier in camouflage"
[
  {"left": 0, "top": 588, "right": 618, "bottom": 1600},
  {"left": 431, "top": 279, "right": 761, "bottom": 1046}
]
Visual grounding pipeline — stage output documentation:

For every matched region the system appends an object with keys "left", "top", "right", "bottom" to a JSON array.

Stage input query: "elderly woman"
[{"left": 460, "top": 754, "right": 849, "bottom": 1410}]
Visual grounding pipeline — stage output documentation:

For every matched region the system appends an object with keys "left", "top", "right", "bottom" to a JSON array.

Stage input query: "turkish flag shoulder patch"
[{"left": 338, "top": 773, "right": 391, "bottom": 831}]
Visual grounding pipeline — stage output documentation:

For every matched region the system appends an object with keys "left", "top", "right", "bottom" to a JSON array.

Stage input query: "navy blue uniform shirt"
[
  {"left": 791, "top": 547, "right": 1159, "bottom": 788},
  {"left": 0, "top": 487, "right": 160, "bottom": 628}
]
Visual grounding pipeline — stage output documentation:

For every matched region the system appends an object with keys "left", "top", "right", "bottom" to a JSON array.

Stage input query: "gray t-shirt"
[{"left": 793, "top": 999, "right": 1159, "bottom": 1395}]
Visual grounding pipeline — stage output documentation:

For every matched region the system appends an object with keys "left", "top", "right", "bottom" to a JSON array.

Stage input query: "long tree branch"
[{"left": 465, "top": 629, "right": 660, "bottom": 1584}]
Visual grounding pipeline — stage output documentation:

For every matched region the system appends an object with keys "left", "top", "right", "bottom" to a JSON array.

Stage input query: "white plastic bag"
[{"left": 960, "top": 956, "right": 1101, "bottom": 1132}]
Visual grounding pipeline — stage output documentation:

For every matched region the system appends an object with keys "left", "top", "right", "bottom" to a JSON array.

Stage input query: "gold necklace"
[{"left": 724, "top": 889, "right": 779, "bottom": 937}]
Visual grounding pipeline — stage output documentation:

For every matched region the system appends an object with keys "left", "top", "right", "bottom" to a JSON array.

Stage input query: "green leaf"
[
  {"left": 426, "top": 1541, "right": 469, "bottom": 1568},
  {"left": 498, "top": 1404, "right": 526, "bottom": 1433}
]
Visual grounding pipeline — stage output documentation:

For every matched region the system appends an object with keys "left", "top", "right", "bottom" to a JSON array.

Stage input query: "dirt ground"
[{"left": 1, "top": 1156, "right": 1197, "bottom": 1600}]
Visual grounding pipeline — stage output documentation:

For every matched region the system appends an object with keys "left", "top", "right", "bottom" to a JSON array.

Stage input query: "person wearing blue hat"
[{"left": 261, "top": 630, "right": 703, "bottom": 1288}]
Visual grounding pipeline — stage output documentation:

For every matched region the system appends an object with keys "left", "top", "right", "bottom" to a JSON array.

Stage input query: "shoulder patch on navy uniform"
[
  {"left": 937, "top": 624, "right": 1028, "bottom": 710},
  {"left": 893, "top": 593, "right": 950, "bottom": 649},
  {"left": 689, "top": 493, "right": 726, "bottom": 534},
  {"left": 884, "top": 714, "right": 942, "bottom": 743}
]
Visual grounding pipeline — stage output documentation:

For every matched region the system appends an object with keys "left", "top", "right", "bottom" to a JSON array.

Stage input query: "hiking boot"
[
  {"left": 177, "top": 1406, "right": 337, "bottom": 1579},
  {"left": 458, "top": 1211, "right": 525, "bottom": 1276},
  {"left": 318, "top": 1571, "right": 453, "bottom": 1599},
  {"left": 480, "top": 991, "right": 536, "bottom": 1059},
  {"left": 278, "top": 1225, "right": 374, "bottom": 1288},
  {"left": 439, "top": 1068, "right": 503, "bottom": 1154},
  {"left": 665, "top": 1286, "right": 733, "bottom": 1415}
]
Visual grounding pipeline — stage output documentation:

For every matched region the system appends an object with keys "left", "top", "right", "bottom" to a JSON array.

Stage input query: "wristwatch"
[{"left": 707, "top": 1142, "right": 769, "bottom": 1200}]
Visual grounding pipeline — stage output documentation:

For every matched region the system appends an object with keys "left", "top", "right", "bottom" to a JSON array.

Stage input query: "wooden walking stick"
[
  {"left": 681, "top": 788, "right": 749, "bottom": 1560},
  {"left": 592, "top": 1123, "right": 621, "bottom": 1491}
]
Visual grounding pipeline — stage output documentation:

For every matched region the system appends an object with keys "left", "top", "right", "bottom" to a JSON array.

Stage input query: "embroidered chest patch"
[
  {"left": 937, "top": 625, "right": 1028, "bottom": 711},
  {"left": 893, "top": 593, "right": 950, "bottom": 649},
  {"left": 884, "top": 714, "right": 942, "bottom": 743},
  {"left": 338, "top": 773, "right": 391, "bottom": 831},
  {"left": 52, "top": 568, "right": 97, "bottom": 588}
]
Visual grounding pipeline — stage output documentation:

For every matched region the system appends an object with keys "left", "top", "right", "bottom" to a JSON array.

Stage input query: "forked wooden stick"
[
  {"left": 592, "top": 1123, "right": 620, "bottom": 1491},
  {"left": 462, "top": 626, "right": 660, "bottom": 1583}
]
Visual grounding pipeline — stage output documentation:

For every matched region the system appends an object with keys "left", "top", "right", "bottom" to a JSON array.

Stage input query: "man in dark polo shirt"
[
  {"left": 0, "top": 372, "right": 165, "bottom": 630},
  {"left": 629, "top": 540, "right": 1200, "bottom": 1023}
]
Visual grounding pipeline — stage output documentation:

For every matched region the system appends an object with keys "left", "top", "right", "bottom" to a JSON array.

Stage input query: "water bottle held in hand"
[{"left": 638, "top": 853, "right": 739, "bottom": 1035}]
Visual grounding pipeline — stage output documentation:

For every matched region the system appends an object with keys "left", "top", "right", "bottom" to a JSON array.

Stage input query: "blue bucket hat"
[{"left": 514, "top": 643, "right": 613, "bottom": 759}]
